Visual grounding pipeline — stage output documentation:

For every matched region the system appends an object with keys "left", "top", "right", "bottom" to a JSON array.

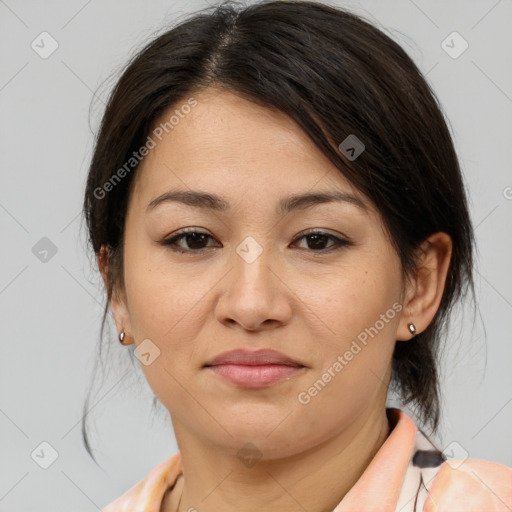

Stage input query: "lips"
[
  {"left": 203, "top": 348, "right": 305, "bottom": 368},
  {"left": 203, "top": 348, "right": 307, "bottom": 388}
]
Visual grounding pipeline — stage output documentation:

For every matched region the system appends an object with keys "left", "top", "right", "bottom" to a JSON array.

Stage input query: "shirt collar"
[{"left": 332, "top": 407, "right": 420, "bottom": 511}]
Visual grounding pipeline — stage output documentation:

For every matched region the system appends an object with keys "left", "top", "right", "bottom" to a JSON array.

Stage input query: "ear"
[
  {"left": 97, "top": 245, "right": 133, "bottom": 344},
  {"left": 396, "top": 232, "right": 453, "bottom": 341}
]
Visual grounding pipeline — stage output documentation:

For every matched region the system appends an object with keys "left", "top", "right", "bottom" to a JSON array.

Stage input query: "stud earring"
[
  {"left": 407, "top": 323, "right": 417, "bottom": 337},
  {"left": 118, "top": 331, "right": 126, "bottom": 344}
]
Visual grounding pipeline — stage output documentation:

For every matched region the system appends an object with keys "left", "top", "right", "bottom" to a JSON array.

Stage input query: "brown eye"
[
  {"left": 292, "top": 230, "right": 353, "bottom": 252},
  {"left": 161, "top": 229, "right": 219, "bottom": 253}
]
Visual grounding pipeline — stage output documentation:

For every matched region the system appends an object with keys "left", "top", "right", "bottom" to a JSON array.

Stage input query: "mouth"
[{"left": 203, "top": 348, "right": 307, "bottom": 388}]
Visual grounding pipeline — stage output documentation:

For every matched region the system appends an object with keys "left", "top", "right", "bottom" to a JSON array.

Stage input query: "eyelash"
[{"left": 160, "top": 228, "right": 353, "bottom": 255}]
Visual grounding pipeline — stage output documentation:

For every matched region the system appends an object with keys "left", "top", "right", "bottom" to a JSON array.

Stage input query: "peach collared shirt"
[{"left": 101, "top": 408, "right": 512, "bottom": 512}]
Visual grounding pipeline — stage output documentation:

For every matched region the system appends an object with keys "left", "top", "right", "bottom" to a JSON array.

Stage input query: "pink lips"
[{"left": 204, "top": 349, "right": 306, "bottom": 388}]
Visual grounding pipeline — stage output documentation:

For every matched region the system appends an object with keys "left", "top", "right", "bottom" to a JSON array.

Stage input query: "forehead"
[{"left": 130, "top": 88, "right": 368, "bottom": 214}]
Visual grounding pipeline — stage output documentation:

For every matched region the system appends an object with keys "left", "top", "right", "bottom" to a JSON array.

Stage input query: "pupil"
[
  {"left": 308, "top": 234, "right": 327, "bottom": 250},
  {"left": 187, "top": 233, "right": 206, "bottom": 249}
]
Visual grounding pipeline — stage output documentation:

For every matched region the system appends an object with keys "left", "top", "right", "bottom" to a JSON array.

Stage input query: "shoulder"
[
  {"left": 424, "top": 458, "right": 512, "bottom": 512},
  {"left": 101, "top": 453, "right": 182, "bottom": 511}
]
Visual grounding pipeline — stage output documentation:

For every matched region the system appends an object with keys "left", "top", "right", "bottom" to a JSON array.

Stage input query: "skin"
[{"left": 98, "top": 87, "right": 452, "bottom": 512}]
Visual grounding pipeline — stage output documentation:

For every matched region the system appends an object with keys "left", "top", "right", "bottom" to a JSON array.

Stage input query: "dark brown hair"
[{"left": 82, "top": 0, "right": 475, "bottom": 463}]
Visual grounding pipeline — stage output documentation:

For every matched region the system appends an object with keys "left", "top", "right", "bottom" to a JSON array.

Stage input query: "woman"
[{"left": 82, "top": 1, "right": 511, "bottom": 510}]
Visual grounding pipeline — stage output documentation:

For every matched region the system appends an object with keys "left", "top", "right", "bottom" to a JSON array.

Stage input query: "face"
[{"left": 111, "top": 87, "right": 408, "bottom": 458}]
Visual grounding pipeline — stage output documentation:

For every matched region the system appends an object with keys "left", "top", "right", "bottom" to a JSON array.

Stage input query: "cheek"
[
  {"left": 296, "top": 258, "right": 400, "bottom": 394},
  {"left": 122, "top": 261, "right": 216, "bottom": 402},
  {"left": 298, "top": 260, "right": 399, "bottom": 340},
  {"left": 123, "top": 260, "right": 207, "bottom": 413}
]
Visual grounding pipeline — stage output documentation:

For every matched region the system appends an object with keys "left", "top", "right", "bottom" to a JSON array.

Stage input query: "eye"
[
  {"left": 160, "top": 228, "right": 219, "bottom": 253},
  {"left": 291, "top": 230, "right": 353, "bottom": 252}
]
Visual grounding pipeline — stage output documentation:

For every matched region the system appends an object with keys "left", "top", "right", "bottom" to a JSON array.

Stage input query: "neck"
[{"left": 167, "top": 405, "right": 392, "bottom": 512}]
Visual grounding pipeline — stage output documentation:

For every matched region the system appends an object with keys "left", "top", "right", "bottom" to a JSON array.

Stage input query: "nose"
[{"left": 214, "top": 239, "right": 292, "bottom": 332}]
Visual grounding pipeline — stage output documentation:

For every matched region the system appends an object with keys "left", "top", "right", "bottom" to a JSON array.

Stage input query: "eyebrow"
[{"left": 146, "top": 189, "right": 367, "bottom": 215}]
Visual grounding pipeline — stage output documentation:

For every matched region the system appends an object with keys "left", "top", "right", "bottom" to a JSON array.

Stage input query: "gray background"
[{"left": 1, "top": 0, "right": 511, "bottom": 510}]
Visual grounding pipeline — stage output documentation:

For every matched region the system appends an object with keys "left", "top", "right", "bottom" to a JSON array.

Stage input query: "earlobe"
[
  {"left": 97, "top": 245, "right": 134, "bottom": 345},
  {"left": 110, "top": 287, "right": 133, "bottom": 345},
  {"left": 397, "top": 232, "right": 453, "bottom": 341}
]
